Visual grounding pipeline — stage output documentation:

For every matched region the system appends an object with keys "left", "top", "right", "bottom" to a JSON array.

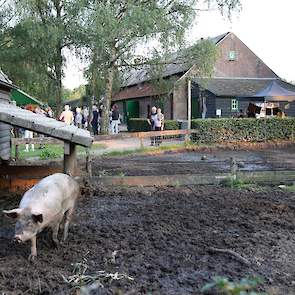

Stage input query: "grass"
[
  {"left": 278, "top": 184, "right": 295, "bottom": 193},
  {"left": 12, "top": 143, "right": 106, "bottom": 160}
]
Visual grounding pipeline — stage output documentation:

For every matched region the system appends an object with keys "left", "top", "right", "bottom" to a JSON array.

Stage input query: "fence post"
[
  {"left": 185, "top": 78, "right": 192, "bottom": 142},
  {"left": 86, "top": 147, "right": 92, "bottom": 177},
  {"left": 64, "top": 142, "right": 77, "bottom": 176},
  {"left": 15, "top": 144, "right": 19, "bottom": 160}
]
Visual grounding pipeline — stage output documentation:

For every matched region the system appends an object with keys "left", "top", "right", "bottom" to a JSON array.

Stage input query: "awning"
[
  {"left": 254, "top": 80, "right": 295, "bottom": 102},
  {"left": 10, "top": 89, "right": 44, "bottom": 106}
]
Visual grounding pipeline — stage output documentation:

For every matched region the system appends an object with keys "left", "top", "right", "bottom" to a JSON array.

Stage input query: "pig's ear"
[
  {"left": 3, "top": 209, "right": 22, "bottom": 219},
  {"left": 32, "top": 214, "right": 43, "bottom": 224}
]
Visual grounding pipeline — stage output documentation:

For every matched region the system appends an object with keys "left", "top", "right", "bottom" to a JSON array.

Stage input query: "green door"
[
  {"left": 126, "top": 100, "right": 139, "bottom": 118},
  {"left": 191, "top": 97, "right": 200, "bottom": 119}
]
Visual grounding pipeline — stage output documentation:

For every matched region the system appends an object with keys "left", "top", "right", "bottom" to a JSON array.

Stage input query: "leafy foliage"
[
  {"left": 81, "top": 0, "right": 240, "bottom": 133},
  {"left": 39, "top": 148, "right": 59, "bottom": 160},
  {"left": 191, "top": 118, "right": 295, "bottom": 143},
  {"left": 201, "top": 276, "right": 265, "bottom": 295}
]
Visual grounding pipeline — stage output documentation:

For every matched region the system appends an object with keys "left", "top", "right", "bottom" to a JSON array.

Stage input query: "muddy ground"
[
  {"left": 1, "top": 184, "right": 295, "bottom": 294},
  {"left": 92, "top": 145, "right": 295, "bottom": 176}
]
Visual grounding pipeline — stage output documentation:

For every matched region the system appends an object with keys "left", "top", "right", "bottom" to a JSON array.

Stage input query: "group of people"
[
  {"left": 148, "top": 106, "right": 165, "bottom": 146},
  {"left": 59, "top": 104, "right": 121, "bottom": 135}
]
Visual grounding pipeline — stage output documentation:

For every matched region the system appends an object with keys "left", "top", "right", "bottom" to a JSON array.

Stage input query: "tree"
[
  {"left": 10, "top": 0, "right": 84, "bottom": 113},
  {"left": 81, "top": 0, "right": 241, "bottom": 134},
  {"left": 0, "top": 21, "right": 58, "bottom": 105}
]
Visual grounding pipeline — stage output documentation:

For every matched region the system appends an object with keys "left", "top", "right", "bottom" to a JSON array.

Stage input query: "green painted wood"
[
  {"left": 127, "top": 100, "right": 139, "bottom": 118},
  {"left": 10, "top": 89, "right": 44, "bottom": 106}
]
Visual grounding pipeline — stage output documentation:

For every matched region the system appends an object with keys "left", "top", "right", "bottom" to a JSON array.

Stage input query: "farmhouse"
[{"left": 113, "top": 32, "right": 295, "bottom": 120}]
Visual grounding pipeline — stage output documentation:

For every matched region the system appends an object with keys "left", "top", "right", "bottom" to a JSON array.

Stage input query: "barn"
[{"left": 113, "top": 32, "right": 295, "bottom": 121}]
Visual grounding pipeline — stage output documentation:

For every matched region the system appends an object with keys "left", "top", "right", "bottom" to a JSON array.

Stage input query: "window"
[
  {"left": 228, "top": 51, "right": 236, "bottom": 61},
  {"left": 231, "top": 99, "right": 238, "bottom": 111}
]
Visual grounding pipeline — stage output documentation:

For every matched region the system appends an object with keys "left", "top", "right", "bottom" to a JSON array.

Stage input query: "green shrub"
[
  {"left": 191, "top": 117, "right": 295, "bottom": 143},
  {"left": 127, "top": 118, "right": 180, "bottom": 132},
  {"left": 202, "top": 276, "right": 265, "bottom": 295},
  {"left": 40, "top": 149, "right": 59, "bottom": 160}
]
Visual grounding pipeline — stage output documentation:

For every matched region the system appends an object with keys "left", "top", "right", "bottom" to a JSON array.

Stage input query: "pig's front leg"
[
  {"left": 52, "top": 222, "right": 61, "bottom": 247},
  {"left": 28, "top": 236, "right": 37, "bottom": 261}
]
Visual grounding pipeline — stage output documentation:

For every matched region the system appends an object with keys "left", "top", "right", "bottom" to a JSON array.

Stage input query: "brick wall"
[{"left": 215, "top": 33, "right": 278, "bottom": 78}]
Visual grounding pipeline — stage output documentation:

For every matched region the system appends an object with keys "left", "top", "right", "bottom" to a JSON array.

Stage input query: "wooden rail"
[
  {"left": 94, "top": 129, "right": 197, "bottom": 147},
  {"left": 94, "top": 129, "right": 196, "bottom": 140},
  {"left": 11, "top": 137, "right": 90, "bottom": 176},
  {"left": 12, "top": 137, "right": 63, "bottom": 145}
]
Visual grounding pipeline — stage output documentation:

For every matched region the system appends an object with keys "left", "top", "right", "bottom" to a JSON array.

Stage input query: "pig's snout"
[{"left": 14, "top": 235, "right": 23, "bottom": 243}]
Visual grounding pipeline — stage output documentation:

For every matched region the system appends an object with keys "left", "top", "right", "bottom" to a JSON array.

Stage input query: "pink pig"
[{"left": 3, "top": 173, "right": 80, "bottom": 260}]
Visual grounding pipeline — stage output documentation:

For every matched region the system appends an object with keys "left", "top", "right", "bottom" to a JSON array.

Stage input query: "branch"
[{"left": 208, "top": 247, "right": 251, "bottom": 266}]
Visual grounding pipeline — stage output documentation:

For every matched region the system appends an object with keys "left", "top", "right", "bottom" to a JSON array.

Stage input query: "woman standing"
[
  {"left": 155, "top": 108, "right": 164, "bottom": 146},
  {"left": 111, "top": 104, "right": 120, "bottom": 134},
  {"left": 147, "top": 106, "right": 157, "bottom": 146}
]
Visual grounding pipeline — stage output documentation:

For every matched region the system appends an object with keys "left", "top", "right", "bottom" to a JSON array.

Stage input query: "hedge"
[
  {"left": 191, "top": 118, "right": 295, "bottom": 143},
  {"left": 127, "top": 118, "right": 179, "bottom": 132},
  {"left": 127, "top": 117, "right": 295, "bottom": 143}
]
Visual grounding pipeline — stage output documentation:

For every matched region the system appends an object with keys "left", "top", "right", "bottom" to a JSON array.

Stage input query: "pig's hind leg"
[{"left": 63, "top": 207, "right": 74, "bottom": 241}]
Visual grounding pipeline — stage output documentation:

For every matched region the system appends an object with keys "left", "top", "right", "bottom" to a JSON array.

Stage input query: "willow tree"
[
  {"left": 82, "top": 0, "right": 241, "bottom": 134},
  {"left": 12, "top": 0, "right": 83, "bottom": 113}
]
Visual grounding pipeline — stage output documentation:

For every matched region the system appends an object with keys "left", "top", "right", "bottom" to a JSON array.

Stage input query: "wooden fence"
[
  {"left": 12, "top": 129, "right": 195, "bottom": 159},
  {"left": 12, "top": 137, "right": 63, "bottom": 160},
  {"left": 94, "top": 129, "right": 196, "bottom": 148}
]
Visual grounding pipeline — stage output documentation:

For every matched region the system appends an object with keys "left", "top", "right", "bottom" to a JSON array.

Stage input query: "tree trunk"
[
  {"left": 55, "top": 53, "right": 63, "bottom": 116},
  {"left": 100, "top": 65, "right": 114, "bottom": 134},
  {"left": 55, "top": 0, "right": 63, "bottom": 116}
]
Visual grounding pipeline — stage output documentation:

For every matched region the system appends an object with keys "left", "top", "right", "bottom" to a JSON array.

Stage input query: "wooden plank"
[
  {"left": 0, "top": 123, "right": 11, "bottom": 131},
  {"left": 0, "top": 102, "right": 93, "bottom": 147},
  {"left": 51, "top": 125, "right": 76, "bottom": 142},
  {"left": 0, "top": 146, "right": 11, "bottom": 160},
  {"left": 71, "top": 128, "right": 93, "bottom": 147},
  {"left": 0, "top": 135, "right": 11, "bottom": 144},
  {"left": 0, "top": 141, "right": 11, "bottom": 149},
  {"left": 12, "top": 137, "right": 63, "bottom": 145}
]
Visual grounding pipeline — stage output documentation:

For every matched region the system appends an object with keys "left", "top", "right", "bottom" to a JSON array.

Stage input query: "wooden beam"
[
  {"left": 63, "top": 142, "right": 77, "bottom": 176},
  {"left": 12, "top": 137, "right": 63, "bottom": 145}
]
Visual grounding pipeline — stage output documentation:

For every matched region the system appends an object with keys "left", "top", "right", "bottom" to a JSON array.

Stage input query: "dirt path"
[{"left": 1, "top": 185, "right": 295, "bottom": 294}]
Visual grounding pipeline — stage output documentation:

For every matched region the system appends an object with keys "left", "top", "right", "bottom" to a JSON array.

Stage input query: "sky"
[{"left": 62, "top": 0, "right": 295, "bottom": 90}]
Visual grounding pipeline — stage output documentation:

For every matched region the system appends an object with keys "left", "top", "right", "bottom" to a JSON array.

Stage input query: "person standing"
[
  {"left": 111, "top": 104, "right": 120, "bottom": 134},
  {"left": 155, "top": 108, "right": 164, "bottom": 146},
  {"left": 59, "top": 105, "right": 74, "bottom": 125},
  {"left": 24, "top": 105, "right": 35, "bottom": 152},
  {"left": 75, "top": 107, "right": 83, "bottom": 128},
  {"left": 82, "top": 106, "right": 89, "bottom": 129},
  {"left": 147, "top": 106, "right": 157, "bottom": 146},
  {"left": 91, "top": 105, "right": 99, "bottom": 135}
]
